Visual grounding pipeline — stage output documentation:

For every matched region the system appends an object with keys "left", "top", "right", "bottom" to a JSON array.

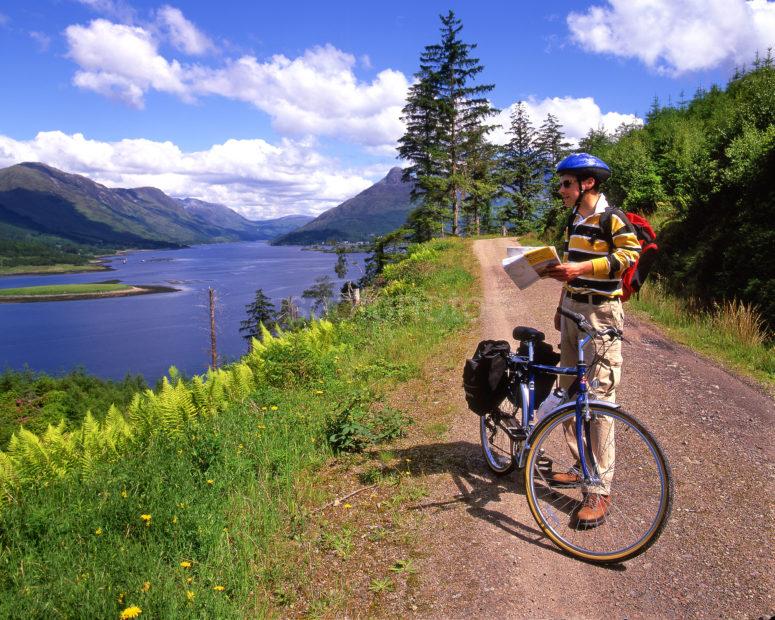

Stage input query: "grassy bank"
[
  {"left": 0, "top": 263, "right": 109, "bottom": 276},
  {"left": 0, "top": 238, "right": 477, "bottom": 618},
  {"left": 0, "top": 283, "right": 132, "bottom": 296},
  {"left": 630, "top": 278, "right": 775, "bottom": 390}
]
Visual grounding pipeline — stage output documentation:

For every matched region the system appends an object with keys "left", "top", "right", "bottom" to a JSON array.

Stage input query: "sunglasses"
[{"left": 557, "top": 179, "right": 576, "bottom": 190}]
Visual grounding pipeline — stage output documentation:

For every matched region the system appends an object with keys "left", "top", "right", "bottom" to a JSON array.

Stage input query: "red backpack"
[{"left": 567, "top": 207, "right": 659, "bottom": 301}]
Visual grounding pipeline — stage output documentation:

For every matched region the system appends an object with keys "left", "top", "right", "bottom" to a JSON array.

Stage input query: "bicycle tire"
[
  {"left": 479, "top": 399, "right": 518, "bottom": 475},
  {"left": 524, "top": 405, "right": 672, "bottom": 564}
]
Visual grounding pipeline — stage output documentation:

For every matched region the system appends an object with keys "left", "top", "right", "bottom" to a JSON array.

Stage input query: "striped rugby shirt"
[{"left": 562, "top": 194, "right": 641, "bottom": 298}]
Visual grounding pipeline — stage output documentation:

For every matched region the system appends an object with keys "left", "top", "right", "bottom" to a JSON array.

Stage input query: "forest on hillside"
[{"left": 395, "top": 11, "right": 774, "bottom": 328}]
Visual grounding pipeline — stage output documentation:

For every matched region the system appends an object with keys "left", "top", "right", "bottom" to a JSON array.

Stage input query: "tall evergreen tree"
[
  {"left": 239, "top": 289, "right": 276, "bottom": 342},
  {"left": 398, "top": 10, "right": 497, "bottom": 236},
  {"left": 498, "top": 102, "right": 544, "bottom": 234},
  {"left": 535, "top": 113, "right": 572, "bottom": 236}
]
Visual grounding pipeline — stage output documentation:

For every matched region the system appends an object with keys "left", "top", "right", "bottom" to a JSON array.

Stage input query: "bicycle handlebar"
[{"left": 556, "top": 306, "right": 622, "bottom": 340}]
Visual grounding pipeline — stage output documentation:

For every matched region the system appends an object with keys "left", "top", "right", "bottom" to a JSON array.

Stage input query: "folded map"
[{"left": 502, "top": 245, "right": 561, "bottom": 289}]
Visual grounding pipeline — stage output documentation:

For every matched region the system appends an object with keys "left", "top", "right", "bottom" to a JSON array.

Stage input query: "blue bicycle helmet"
[{"left": 556, "top": 153, "right": 611, "bottom": 184}]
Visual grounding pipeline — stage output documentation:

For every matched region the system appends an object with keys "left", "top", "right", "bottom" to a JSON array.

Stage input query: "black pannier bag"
[
  {"left": 517, "top": 341, "right": 561, "bottom": 406},
  {"left": 462, "top": 340, "right": 511, "bottom": 415}
]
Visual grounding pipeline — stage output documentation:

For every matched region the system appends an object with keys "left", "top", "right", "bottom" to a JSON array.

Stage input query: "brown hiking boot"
[
  {"left": 548, "top": 468, "right": 582, "bottom": 487},
  {"left": 574, "top": 493, "right": 611, "bottom": 527}
]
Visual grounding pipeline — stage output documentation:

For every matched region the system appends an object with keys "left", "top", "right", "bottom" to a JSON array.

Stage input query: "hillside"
[
  {"left": 273, "top": 167, "right": 415, "bottom": 244},
  {"left": 0, "top": 164, "right": 312, "bottom": 265}
]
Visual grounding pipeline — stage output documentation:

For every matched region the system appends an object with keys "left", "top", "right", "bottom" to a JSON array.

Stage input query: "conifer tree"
[
  {"left": 535, "top": 113, "right": 572, "bottom": 235},
  {"left": 498, "top": 102, "right": 544, "bottom": 234},
  {"left": 239, "top": 289, "right": 276, "bottom": 342},
  {"left": 398, "top": 10, "right": 497, "bottom": 236}
]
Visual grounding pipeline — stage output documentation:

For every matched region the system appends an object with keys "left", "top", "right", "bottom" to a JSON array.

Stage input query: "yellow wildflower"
[
  {"left": 172, "top": 515, "right": 178, "bottom": 524},
  {"left": 117, "top": 592, "right": 126, "bottom": 605},
  {"left": 314, "top": 390, "right": 324, "bottom": 395},
  {"left": 140, "top": 514, "right": 151, "bottom": 527},
  {"left": 186, "top": 590, "right": 195, "bottom": 602},
  {"left": 121, "top": 489, "right": 128, "bottom": 498},
  {"left": 206, "top": 479, "right": 214, "bottom": 485},
  {"left": 213, "top": 585, "right": 225, "bottom": 592},
  {"left": 141, "top": 581, "right": 151, "bottom": 593},
  {"left": 186, "top": 577, "right": 193, "bottom": 584},
  {"left": 270, "top": 405, "right": 279, "bottom": 410},
  {"left": 95, "top": 527, "right": 103, "bottom": 536},
  {"left": 343, "top": 503, "right": 353, "bottom": 509},
  {"left": 180, "top": 561, "right": 192, "bottom": 568},
  {"left": 119, "top": 605, "right": 142, "bottom": 619}
]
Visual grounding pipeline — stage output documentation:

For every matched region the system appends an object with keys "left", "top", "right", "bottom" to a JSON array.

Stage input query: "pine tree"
[
  {"left": 535, "top": 113, "right": 571, "bottom": 236},
  {"left": 302, "top": 276, "right": 334, "bottom": 316},
  {"left": 398, "top": 10, "right": 497, "bottom": 236},
  {"left": 239, "top": 289, "right": 276, "bottom": 342},
  {"left": 578, "top": 126, "right": 613, "bottom": 154},
  {"left": 277, "top": 296, "right": 303, "bottom": 331},
  {"left": 498, "top": 102, "right": 544, "bottom": 234}
]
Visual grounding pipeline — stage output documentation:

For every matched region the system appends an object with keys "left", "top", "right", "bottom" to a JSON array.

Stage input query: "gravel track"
[{"left": 410, "top": 237, "right": 774, "bottom": 619}]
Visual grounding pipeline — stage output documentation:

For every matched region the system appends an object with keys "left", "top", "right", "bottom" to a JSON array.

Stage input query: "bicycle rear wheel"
[
  {"left": 524, "top": 406, "right": 672, "bottom": 564},
  {"left": 480, "top": 399, "right": 518, "bottom": 475}
]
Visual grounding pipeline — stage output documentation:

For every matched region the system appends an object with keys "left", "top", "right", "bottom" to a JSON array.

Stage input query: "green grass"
[
  {"left": 0, "top": 238, "right": 478, "bottom": 618},
  {"left": 0, "top": 264, "right": 108, "bottom": 276},
  {"left": 0, "top": 283, "right": 132, "bottom": 296},
  {"left": 630, "top": 278, "right": 775, "bottom": 389}
]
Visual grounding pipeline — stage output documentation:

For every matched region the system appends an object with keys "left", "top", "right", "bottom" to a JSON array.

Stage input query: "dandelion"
[
  {"left": 186, "top": 590, "right": 195, "bottom": 602},
  {"left": 121, "top": 489, "right": 128, "bottom": 498},
  {"left": 206, "top": 479, "right": 214, "bottom": 485},
  {"left": 270, "top": 405, "right": 278, "bottom": 411},
  {"left": 213, "top": 585, "right": 225, "bottom": 592},
  {"left": 140, "top": 514, "right": 152, "bottom": 527},
  {"left": 119, "top": 605, "right": 142, "bottom": 619},
  {"left": 95, "top": 527, "right": 103, "bottom": 536},
  {"left": 314, "top": 390, "right": 324, "bottom": 395},
  {"left": 141, "top": 581, "right": 151, "bottom": 592},
  {"left": 343, "top": 503, "right": 353, "bottom": 509},
  {"left": 180, "top": 561, "right": 192, "bottom": 568}
]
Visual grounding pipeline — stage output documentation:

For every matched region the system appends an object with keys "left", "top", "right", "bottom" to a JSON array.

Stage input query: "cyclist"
[{"left": 544, "top": 153, "right": 640, "bottom": 527}]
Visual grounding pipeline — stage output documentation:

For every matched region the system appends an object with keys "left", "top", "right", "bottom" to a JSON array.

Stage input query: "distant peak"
[{"left": 382, "top": 167, "right": 406, "bottom": 185}]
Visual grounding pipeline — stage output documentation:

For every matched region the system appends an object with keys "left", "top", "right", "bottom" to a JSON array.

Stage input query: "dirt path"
[{"left": 409, "top": 237, "right": 774, "bottom": 619}]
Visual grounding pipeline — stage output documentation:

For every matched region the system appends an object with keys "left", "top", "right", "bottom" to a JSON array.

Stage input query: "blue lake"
[{"left": 0, "top": 242, "right": 366, "bottom": 382}]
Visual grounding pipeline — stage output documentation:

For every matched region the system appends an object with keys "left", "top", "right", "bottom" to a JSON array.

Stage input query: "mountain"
[
  {"left": 0, "top": 163, "right": 310, "bottom": 249},
  {"left": 273, "top": 167, "right": 415, "bottom": 245},
  {"left": 179, "top": 198, "right": 313, "bottom": 240}
]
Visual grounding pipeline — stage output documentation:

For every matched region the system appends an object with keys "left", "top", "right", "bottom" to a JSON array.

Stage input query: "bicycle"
[{"left": 479, "top": 306, "right": 673, "bottom": 564}]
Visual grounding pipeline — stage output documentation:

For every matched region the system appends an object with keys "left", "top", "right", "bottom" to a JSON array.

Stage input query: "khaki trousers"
[{"left": 558, "top": 297, "right": 624, "bottom": 495}]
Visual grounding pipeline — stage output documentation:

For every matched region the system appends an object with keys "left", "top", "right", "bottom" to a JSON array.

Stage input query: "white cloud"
[
  {"left": 29, "top": 31, "right": 51, "bottom": 52},
  {"left": 64, "top": 19, "right": 409, "bottom": 148},
  {"left": 76, "top": 0, "right": 136, "bottom": 24},
  {"left": 0, "top": 131, "right": 375, "bottom": 219},
  {"left": 491, "top": 96, "right": 643, "bottom": 146},
  {"left": 156, "top": 5, "right": 215, "bottom": 55},
  {"left": 65, "top": 19, "right": 188, "bottom": 107},
  {"left": 568, "top": 0, "right": 775, "bottom": 75}
]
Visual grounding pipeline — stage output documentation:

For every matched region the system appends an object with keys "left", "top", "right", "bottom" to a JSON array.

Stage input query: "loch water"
[{"left": 0, "top": 242, "right": 365, "bottom": 382}]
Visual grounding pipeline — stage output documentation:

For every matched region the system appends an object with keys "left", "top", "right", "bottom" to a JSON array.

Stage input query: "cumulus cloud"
[
  {"left": 568, "top": 0, "right": 775, "bottom": 75},
  {"left": 0, "top": 131, "right": 374, "bottom": 219},
  {"left": 65, "top": 19, "right": 188, "bottom": 107},
  {"left": 63, "top": 18, "right": 408, "bottom": 148},
  {"left": 491, "top": 96, "right": 643, "bottom": 146},
  {"left": 156, "top": 5, "right": 215, "bottom": 55}
]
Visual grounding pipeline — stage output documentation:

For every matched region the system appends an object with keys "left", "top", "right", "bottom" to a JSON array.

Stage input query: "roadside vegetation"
[{"left": 0, "top": 237, "right": 477, "bottom": 618}]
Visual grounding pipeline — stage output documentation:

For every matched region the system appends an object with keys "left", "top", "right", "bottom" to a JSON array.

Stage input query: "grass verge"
[
  {"left": 0, "top": 237, "right": 478, "bottom": 618},
  {"left": 630, "top": 278, "right": 775, "bottom": 391}
]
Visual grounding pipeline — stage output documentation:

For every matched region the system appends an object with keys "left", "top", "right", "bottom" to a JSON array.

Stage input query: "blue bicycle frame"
[{"left": 507, "top": 332, "right": 615, "bottom": 484}]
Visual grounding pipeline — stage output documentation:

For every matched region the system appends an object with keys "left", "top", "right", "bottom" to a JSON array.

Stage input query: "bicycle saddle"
[{"left": 512, "top": 326, "right": 545, "bottom": 342}]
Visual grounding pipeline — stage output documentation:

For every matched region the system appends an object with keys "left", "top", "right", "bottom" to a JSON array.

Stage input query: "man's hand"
[{"left": 545, "top": 261, "right": 591, "bottom": 282}]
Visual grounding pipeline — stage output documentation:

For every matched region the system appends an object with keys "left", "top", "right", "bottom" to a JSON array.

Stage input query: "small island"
[{"left": 0, "top": 282, "right": 178, "bottom": 303}]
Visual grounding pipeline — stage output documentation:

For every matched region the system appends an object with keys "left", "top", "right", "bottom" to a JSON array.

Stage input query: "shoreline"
[{"left": 0, "top": 284, "right": 179, "bottom": 303}]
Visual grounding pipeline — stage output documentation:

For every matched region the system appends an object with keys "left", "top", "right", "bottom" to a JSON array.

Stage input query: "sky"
[{"left": 0, "top": 0, "right": 773, "bottom": 220}]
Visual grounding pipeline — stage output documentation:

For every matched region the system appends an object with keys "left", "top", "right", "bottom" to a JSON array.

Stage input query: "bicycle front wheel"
[
  {"left": 524, "top": 406, "right": 672, "bottom": 564},
  {"left": 479, "top": 399, "right": 518, "bottom": 475}
]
